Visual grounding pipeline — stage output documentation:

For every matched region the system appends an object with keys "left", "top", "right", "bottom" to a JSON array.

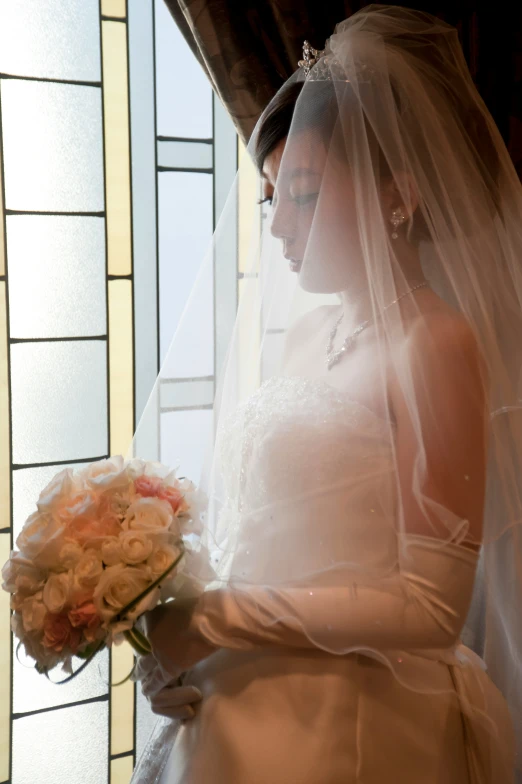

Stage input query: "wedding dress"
[{"left": 155, "top": 375, "right": 514, "bottom": 784}]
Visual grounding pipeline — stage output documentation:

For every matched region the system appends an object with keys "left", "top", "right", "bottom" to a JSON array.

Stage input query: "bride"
[{"left": 130, "top": 6, "right": 522, "bottom": 782}]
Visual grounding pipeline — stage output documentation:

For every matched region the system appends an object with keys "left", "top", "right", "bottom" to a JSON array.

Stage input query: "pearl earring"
[{"left": 390, "top": 207, "right": 406, "bottom": 239}]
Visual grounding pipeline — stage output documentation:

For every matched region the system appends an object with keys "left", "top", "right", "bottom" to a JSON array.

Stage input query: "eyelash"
[{"left": 257, "top": 196, "right": 273, "bottom": 206}]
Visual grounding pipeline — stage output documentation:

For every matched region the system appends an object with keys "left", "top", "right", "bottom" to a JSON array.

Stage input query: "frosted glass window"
[
  {"left": 160, "top": 378, "right": 214, "bottom": 410},
  {"left": 158, "top": 140, "right": 213, "bottom": 170},
  {"left": 155, "top": 0, "right": 212, "bottom": 138},
  {"left": 13, "top": 643, "right": 109, "bottom": 714},
  {"left": 1, "top": 80, "right": 104, "bottom": 212},
  {"left": 161, "top": 409, "right": 213, "bottom": 485},
  {"left": 136, "top": 688, "right": 156, "bottom": 763},
  {"left": 12, "top": 701, "right": 108, "bottom": 784},
  {"left": 12, "top": 462, "right": 95, "bottom": 540},
  {"left": 0, "top": 1, "right": 100, "bottom": 82},
  {"left": 11, "top": 342, "right": 108, "bottom": 464},
  {"left": 7, "top": 216, "right": 106, "bottom": 339},
  {"left": 159, "top": 172, "right": 213, "bottom": 376}
]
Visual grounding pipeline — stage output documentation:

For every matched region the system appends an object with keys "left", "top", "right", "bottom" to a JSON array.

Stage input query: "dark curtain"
[{"left": 164, "top": 0, "right": 522, "bottom": 176}]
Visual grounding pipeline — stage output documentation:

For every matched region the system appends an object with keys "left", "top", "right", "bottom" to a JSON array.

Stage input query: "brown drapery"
[{"left": 164, "top": 1, "right": 522, "bottom": 176}]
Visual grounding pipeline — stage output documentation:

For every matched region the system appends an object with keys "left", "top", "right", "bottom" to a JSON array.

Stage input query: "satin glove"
[
  {"left": 189, "top": 534, "right": 479, "bottom": 654},
  {"left": 132, "top": 654, "right": 203, "bottom": 720}
]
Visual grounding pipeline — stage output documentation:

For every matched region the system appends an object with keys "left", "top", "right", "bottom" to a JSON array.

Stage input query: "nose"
[{"left": 270, "top": 198, "right": 295, "bottom": 244}]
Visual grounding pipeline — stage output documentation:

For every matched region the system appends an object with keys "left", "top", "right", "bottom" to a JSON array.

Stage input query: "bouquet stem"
[{"left": 123, "top": 627, "right": 152, "bottom": 656}]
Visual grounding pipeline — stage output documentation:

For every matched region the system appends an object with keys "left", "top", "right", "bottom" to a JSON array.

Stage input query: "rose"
[
  {"left": 16, "top": 512, "right": 68, "bottom": 569},
  {"left": 2, "top": 552, "right": 46, "bottom": 595},
  {"left": 11, "top": 613, "right": 60, "bottom": 670},
  {"left": 67, "top": 514, "right": 121, "bottom": 548},
  {"left": 59, "top": 541, "right": 83, "bottom": 569},
  {"left": 119, "top": 530, "right": 154, "bottom": 565},
  {"left": 98, "top": 491, "right": 132, "bottom": 523},
  {"left": 42, "top": 612, "right": 83, "bottom": 653},
  {"left": 158, "top": 486, "right": 188, "bottom": 517},
  {"left": 134, "top": 475, "right": 164, "bottom": 498},
  {"left": 68, "top": 602, "right": 102, "bottom": 642},
  {"left": 146, "top": 543, "right": 181, "bottom": 579},
  {"left": 54, "top": 489, "right": 98, "bottom": 526},
  {"left": 80, "top": 456, "right": 130, "bottom": 492},
  {"left": 123, "top": 497, "right": 174, "bottom": 536},
  {"left": 101, "top": 536, "right": 121, "bottom": 566},
  {"left": 73, "top": 550, "right": 103, "bottom": 591},
  {"left": 36, "top": 468, "right": 77, "bottom": 513},
  {"left": 43, "top": 571, "right": 73, "bottom": 614},
  {"left": 93, "top": 564, "right": 155, "bottom": 624},
  {"left": 21, "top": 592, "right": 47, "bottom": 633}
]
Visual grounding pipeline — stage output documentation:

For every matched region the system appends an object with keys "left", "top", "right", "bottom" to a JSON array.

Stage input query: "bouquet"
[{"left": 1, "top": 455, "right": 207, "bottom": 680}]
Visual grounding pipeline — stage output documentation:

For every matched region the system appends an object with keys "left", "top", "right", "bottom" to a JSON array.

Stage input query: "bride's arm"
[{"left": 147, "top": 314, "right": 487, "bottom": 665}]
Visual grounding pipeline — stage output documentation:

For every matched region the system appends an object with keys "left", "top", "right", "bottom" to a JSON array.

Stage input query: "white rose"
[
  {"left": 54, "top": 489, "right": 98, "bottom": 525},
  {"left": 43, "top": 571, "right": 73, "bottom": 614},
  {"left": 119, "top": 530, "right": 154, "bottom": 565},
  {"left": 2, "top": 551, "right": 46, "bottom": 595},
  {"left": 146, "top": 543, "right": 182, "bottom": 579},
  {"left": 11, "top": 612, "right": 60, "bottom": 671},
  {"left": 123, "top": 497, "right": 173, "bottom": 535},
  {"left": 21, "top": 591, "right": 47, "bottom": 633},
  {"left": 16, "top": 512, "right": 68, "bottom": 569},
  {"left": 36, "top": 468, "right": 77, "bottom": 513},
  {"left": 73, "top": 550, "right": 103, "bottom": 590},
  {"left": 93, "top": 564, "right": 152, "bottom": 623},
  {"left": 59, "top": 541, "right": 83, "bottom": 569},
  {"left": 101, "top": 536, "right": 121, "bottom": 566},
  {"left": 81, "top": 456, "right": 130, "bottom": 492}
]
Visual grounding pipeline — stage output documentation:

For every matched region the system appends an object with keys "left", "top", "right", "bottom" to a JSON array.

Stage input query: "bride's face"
[{"left": 261, "top": 129, "right": 369, "bottom": 294}]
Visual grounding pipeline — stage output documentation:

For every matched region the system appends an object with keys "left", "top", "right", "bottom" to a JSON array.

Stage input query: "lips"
[{"left": 284, "top": 254, "right": 302, "bottom": 272}]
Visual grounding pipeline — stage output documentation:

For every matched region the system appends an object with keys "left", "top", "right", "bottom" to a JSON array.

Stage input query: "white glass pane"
[
  {"left": 158, "top": 140, "right": 213, "bottom": 170},
  {"left": 1, "top": 80, "right": 104, "bottom": 212},
  {"left": 12, "top": 701, "right": 108, "bottom": 784},
  {"left": 0, "top": 0, "right": 100, "bottom": 82},
  {"left": 158, "top": 172, "right": 213, "bottom": 376},
  {"left": 161, "top": 409, "right": 213, "bottom": 485},
  {"left": 154, "top": 0, "right": 212, "bottom": 138},
  {"left": 13, "top": 643, "right": 109, "bottom": 714},
  {"left": 12, "top": 462, "right": 94, "bottom": 540},
  {"left": 11, "top": 342, "right": 108, "bottom": 464},
  {"left": 160, "top": 378, "right": 214, "bottom": 410},
  {"left": 8, "top": 216, "right": 106, "bottom": 339}
]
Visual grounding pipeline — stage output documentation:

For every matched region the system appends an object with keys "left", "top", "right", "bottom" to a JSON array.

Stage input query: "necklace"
[{"left": 326, "top": 281, "right": 429, "bottom": 370}]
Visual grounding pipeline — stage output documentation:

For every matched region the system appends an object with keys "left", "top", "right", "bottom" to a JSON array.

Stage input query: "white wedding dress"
[{"left": 155, "top": 376, "right": 514, "bottom": 784}]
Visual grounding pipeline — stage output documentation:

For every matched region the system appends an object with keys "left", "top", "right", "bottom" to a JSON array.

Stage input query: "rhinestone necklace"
[{"left": 326, "top": 281, "right": 429, "bottom": 370}]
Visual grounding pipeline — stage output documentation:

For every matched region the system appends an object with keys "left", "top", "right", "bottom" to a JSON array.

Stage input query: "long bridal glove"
[{"left": 141, "top": 535, "right": 478, "bottom": 673}]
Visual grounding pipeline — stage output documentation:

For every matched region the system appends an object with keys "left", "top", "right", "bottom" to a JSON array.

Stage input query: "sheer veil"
[{"left": 130, "top": 5, "right": 522, "bottom": 780}]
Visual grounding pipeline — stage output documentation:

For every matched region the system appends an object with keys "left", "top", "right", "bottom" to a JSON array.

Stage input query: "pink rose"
[
  {"left": 134, "top": 475, "right": 164, "bottom": 498},
  {"left": 158, "top": 486, "right": 188, "bottom": 516},
  {"left": 68, "top": 602, "right": 101, "bottom": 642},
  {"left": 43, "top": 612, "right": 83, "bottom": 653},
  {"left": 68, "top": 514, "right": 121, "bottom": 547}
]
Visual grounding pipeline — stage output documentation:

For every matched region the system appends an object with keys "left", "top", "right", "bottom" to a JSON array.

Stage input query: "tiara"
[
  {"left": 297, "top": 40, "right": 326, "bottom": 78},
  {"left": 297, "top": 38, "right": 374, "bottom": 83}
]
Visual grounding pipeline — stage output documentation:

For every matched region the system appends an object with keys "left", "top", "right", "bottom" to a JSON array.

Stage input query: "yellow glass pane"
[
  {"left": 0, "top": 534, "right": 11, "bottom": 782},
  {"left": 238, "top": 139, "right": 261, "bottom": 274},
  {"left": 0, "top": 283, "right": 9, "bottom": 532},
  {"left": 109, "top": 280, "right": 133, "bottom": 456},
  {"left": 102, "top": 21, "right": 132, "bottom": 276},
  {"left": 110, "top": 642, "right": 134, "bottom": 756},
  {"left": 0, "top": 143, "right": 5, "bottom": 277},
  {"left": 111, "top": 754, "right": 134, "bottom": 784},
  {"left": 102, "top": 0, "right": 126, "bottom": 17}
]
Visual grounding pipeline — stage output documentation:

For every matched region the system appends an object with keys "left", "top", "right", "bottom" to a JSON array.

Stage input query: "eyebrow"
[{"left": 261, "top": 167, "right": 319, "bottom": 181}]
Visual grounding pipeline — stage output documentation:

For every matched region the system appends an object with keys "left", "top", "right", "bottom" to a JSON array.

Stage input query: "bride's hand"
[
  {"left": 132, "top": 654, "right": 203, "bottom": 720},
  {"left": 143, "top": 596, "right": 218, "bottom": 676}
]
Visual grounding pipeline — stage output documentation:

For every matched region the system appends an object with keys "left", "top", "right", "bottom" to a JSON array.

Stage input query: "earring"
[{"left": 390, "top": 207, "right": 406, "bottom": 239}]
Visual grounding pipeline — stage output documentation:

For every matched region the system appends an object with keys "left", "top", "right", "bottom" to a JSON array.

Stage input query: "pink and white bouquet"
[{"left": 1, "top": 455, "right": 207, "bottom": 678}]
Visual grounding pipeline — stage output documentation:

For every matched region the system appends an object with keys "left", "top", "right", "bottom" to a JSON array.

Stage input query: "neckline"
[{"left": 271, "top": 375, "right": 397, "bottom": 433}]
